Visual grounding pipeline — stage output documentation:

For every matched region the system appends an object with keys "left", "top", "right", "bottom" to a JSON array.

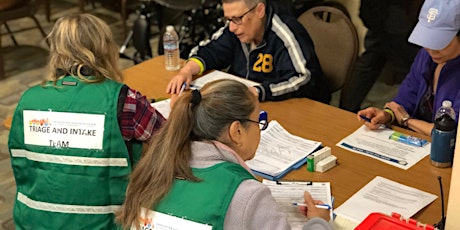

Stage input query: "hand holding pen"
[
  {"left": 179, "top": 82, "right": 186, "bottom": 96},
  {"left": 292, "top": 203, "right": 331, "bottom": 210},
  {"left": 357, "top": 107, "right": 392, "bottom": 130},
  {"left": 297, "top": 192, "right": 331, "bottom": 222}
]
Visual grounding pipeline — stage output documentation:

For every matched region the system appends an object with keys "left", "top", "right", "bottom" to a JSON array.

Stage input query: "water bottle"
[
  {"left": 163, "top": 25, "right": 180, "bottom": 71},
  {"left": 430, "top": 100, "right": 457, "bottom": 167}
]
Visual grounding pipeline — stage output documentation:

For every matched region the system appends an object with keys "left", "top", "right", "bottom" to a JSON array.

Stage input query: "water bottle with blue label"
[{"left": 430, "top": 100, "right": 457, "bottom": 167}]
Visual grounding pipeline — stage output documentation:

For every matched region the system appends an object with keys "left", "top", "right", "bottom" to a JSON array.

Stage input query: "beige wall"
[{"left": 331, "top": 0, "right": 367, "bottom": 53}]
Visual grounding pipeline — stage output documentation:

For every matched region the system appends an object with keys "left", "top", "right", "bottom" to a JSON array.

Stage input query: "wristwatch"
[{"left": 401, "top": 116, "right": 410, "bottom": 127}]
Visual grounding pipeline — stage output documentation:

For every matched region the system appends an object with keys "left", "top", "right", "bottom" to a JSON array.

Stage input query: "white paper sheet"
[
  {"left": 190, "top": 70, "right": 260, "bottom": 89},
  {"left": 336, "top": 125, "right": 430, "bottom": 170},
  {"left": 263, "top": 180, "right": 333, "bottom": 230},
  {"left": 246, "top": 120, "right": 322, "bottom": 177},
  {"left": 151, "top": 99, "right": 171, "bottom": 119},
  {"left": 334, "top": 176, "right": 437, "bottom": 224},
  {"left": 133, "top": 208, "right": 212, "bottom": 230}
]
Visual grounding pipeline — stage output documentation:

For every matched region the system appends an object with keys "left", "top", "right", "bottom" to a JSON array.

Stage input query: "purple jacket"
[{"left": 393, "top": 48, "right": 460, "bottom": 122}]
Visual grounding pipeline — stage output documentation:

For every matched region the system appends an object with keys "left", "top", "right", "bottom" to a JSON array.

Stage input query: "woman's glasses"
[{"left": 241, "top": 110, "right": 268, "bottom": 131}]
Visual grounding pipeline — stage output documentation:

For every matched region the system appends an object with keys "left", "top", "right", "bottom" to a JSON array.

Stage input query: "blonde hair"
[
  {"left": 116, "top": 79, "right": 257, "bottom": 229},
  {"left": 46, "top": 13, "right": 122, "bottom": 84}
]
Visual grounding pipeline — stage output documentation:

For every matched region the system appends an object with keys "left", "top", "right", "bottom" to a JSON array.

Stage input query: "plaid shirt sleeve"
[{"left": 120, "top": 87, "right": 166, "bottom": 141}]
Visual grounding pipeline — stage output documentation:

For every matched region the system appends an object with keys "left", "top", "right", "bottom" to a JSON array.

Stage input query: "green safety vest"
[
  {"left": 154, "top": 162, "right": 256, "bottom": 230},
  {"left": 8, "top": 76, "right": 140, "bottom": 229}
]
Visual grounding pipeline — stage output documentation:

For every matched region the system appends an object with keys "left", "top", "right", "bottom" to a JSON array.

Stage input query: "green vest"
[
  {"left": 155, "top": 162, "right": 255, "bottom": 230},
  {"left": 8, "top": 76, "right": 140, "bottom": 229}
]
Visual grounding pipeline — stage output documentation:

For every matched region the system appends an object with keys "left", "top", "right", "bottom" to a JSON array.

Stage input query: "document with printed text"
[
  {"left": 263, "top": 180, "right": 332, "bottom": 230},
  {"left": 246, "top": 120, "right": 322, "bottom": 180},
  {"left": 336, "top": 125, "right": 430, "bottom": 170},
  {"left": 334, "top": 176, "right": 437, "bottom": 224}
]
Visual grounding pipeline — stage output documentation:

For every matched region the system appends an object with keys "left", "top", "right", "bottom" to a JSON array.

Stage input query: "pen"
[
  {"left": 340, "top": 143, "right": 408, "bottom": 166},
  {"left": 292, "top": 203, "right": 332, "bottom": 210},
  {"left": 179, "top": 82, "right": 186, "bottom": 96},
  {"left": 359, "top": 115, "right": 390, "bottom": 129}
]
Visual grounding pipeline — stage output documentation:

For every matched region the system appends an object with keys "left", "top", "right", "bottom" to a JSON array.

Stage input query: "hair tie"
[
  {"left": 69, "top": 65, "right": 94, "bottom": 76},
  {"left": 191, "top": 89, "right": 202, "bottom": 106}
]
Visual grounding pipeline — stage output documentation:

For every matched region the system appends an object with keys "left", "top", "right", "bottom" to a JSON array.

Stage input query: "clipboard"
[{"left": 262, "top": 180, "right": 334, "bottom": 223}]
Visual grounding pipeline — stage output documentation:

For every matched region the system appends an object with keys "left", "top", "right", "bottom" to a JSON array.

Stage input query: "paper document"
[
  {"left": 336, "top": 125, "right": 430, "bottom": 170},
  {"left": 151, "top": 99, "right": 171, "bottom": 119},
  {"left": 263, "top": 180, "right": 332, "bottom": 230},
  {"left": 190, "top": 70, "right": 260, "bottom": 89},
  {"left": 334, "top": 176, "right": 437, "bottom": 224},
  {"left": 246, "top": 120, "right": 322, "bottom": 180}
]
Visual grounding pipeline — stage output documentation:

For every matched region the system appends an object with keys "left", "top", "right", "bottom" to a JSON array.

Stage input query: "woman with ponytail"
[{"left": 117, "top": 79, "right": 333, "bottom": 230}]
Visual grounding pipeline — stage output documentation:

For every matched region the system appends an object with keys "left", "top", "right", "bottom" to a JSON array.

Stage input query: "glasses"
[
  {"left": 225, "top": 4, "right": 257, "bottom": 25},
  {"left": 241, "top": 110, "right": 268, "bottom": 131}
]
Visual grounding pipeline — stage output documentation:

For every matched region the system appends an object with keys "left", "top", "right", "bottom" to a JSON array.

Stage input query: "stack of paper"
[{"left": 246, "top": 120, "right": 322, "bottom": 180}]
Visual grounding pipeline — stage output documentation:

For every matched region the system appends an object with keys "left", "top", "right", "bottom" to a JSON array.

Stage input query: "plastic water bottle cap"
[
  {"left": 166, "top": 25, "right": 175, "bottom": 32},
  {"left": 442, "top": 100, "right": 452, "bottom": 108}
]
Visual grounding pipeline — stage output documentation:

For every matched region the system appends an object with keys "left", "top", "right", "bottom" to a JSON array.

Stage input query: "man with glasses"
[{"left": 167, "top": 0, "right": 330, "bottom": 103}]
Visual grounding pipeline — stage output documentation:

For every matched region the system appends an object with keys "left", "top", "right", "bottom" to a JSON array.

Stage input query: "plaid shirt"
[{"left": 120, "top": 88, "right": 166, "bottom": 141}]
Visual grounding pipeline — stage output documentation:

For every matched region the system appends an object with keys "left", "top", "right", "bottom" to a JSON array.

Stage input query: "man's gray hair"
[{"left": 222, "top": 0, "right": 266, "bottom": 6}]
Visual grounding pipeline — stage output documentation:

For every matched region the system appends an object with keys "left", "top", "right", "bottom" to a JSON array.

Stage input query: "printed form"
[
  {"left": 337, "top": 125, "right": 430, "bottom": 170},
  {"left": 263, "top": 180, "right": 333, "bottom": 229},
  {"left": 334, "top": 176, "right": 437, "bottom": 224},
  {"left": 246, "top": 120, "right": 321, "bottom": 178}
]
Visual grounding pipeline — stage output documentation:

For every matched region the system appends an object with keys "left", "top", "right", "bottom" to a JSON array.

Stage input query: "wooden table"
[
  {"left": 4, "top": 56, "right": 452, "bottom": 225},
  {"left": 123, "top": 56, "right": 451, "bottom": 225}
]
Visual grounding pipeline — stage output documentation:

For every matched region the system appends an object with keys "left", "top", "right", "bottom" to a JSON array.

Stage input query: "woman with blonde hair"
[
  {"left": 117, "top": 79, "right": 333, "bottom": 230},
  {"left": 8, "top": 14, "right": 165, "bottom": 229}
]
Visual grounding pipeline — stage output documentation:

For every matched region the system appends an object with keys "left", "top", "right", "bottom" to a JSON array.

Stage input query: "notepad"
[{"left": 246, "top": 120, "right": 322, "bottom": 181}]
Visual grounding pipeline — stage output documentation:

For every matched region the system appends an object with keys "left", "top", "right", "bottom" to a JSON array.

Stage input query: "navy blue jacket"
[{"left": 189, "top": 4, "right": 330, "bottom": 103}]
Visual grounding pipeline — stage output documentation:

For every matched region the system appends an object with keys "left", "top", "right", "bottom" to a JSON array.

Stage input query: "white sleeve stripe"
[
  {"left": 271, "top": 14, "right": 307, "bottom": 74},
  {"left": 270, "top": 74, "right": 310, "bottom": 96},
  {"left": 189, "top": 25, "right": 228, "bottom": 57},
  {"left": 269, "top": 14, "right": 311, "bottom": 96}
]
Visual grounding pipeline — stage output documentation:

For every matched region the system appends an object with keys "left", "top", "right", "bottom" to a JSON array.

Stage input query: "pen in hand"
[
  {"left": 359, "top": 115, "right": 390, "bottom": 129},
  {"left": 179, "top": 82, "right": 186, "bottom": 96},
  {"left": 292, "top": 203, "right": 332, "bottom": 210}
]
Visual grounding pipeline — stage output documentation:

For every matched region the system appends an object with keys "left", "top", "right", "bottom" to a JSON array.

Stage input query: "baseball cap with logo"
[{"left": 408, "top": 0, "right": 460, "bottom": 50}]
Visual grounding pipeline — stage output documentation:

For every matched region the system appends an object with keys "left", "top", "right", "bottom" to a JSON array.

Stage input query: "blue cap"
[{"left": 408, "top": 0, "right": 460, "bottom": 50}]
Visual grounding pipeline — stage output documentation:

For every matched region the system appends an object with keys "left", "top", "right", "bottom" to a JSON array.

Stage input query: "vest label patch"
[
  {"left": 135, "top": 208, "right": 212, "bottom": 230},
  {"left": 23, "top": 110, "right": 105, "bottom": 149}
]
